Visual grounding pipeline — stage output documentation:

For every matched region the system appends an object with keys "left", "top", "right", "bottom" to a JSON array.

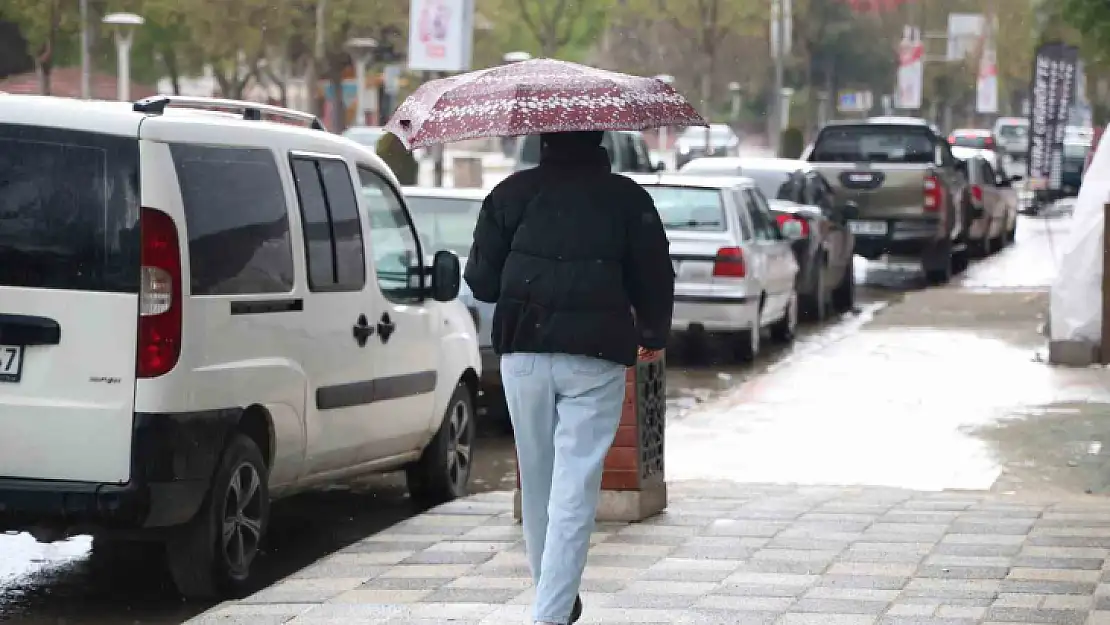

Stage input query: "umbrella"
[{"left": 385, "top": 58, "right": 706, "bottom": 150}]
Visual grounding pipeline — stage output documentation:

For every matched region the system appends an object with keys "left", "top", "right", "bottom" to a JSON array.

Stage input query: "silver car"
[
  {"left": 626, "top": 174, "right": 799, "bottom": 361},
  {"left": 400, "top": 187, "right": 505, "bottom": 419}
]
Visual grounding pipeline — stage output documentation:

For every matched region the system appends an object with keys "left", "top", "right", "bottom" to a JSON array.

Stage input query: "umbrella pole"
[{"left": 424, "top": 70, "right": 447, "bottom": 188}]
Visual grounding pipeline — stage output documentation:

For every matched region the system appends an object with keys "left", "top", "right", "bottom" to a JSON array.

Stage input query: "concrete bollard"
[{"left": 513, "top": 352, "right": 668, "bottom": 523}]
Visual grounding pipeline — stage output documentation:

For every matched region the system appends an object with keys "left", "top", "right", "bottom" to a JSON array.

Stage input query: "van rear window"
[{"left": 0, "top": 124, "right": 140, "bottom": 293}]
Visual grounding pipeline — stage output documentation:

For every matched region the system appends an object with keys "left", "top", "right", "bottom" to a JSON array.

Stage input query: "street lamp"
[
  {"left": 654, "top": 74, "right": 675, "bottom": 155},
  {"left": 102, "top": 12, "right": 145, "bottom": 102},
  {"left": 503, "top": 51, "right": 533, "bottom": 64},
  {"left": 345, "top": 37, "right": 378, "bottom": 127}
]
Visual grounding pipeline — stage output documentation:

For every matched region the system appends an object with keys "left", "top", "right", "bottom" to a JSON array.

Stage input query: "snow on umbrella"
[{"left": 385, "top": 58, "right": 707, "bottom": 150}]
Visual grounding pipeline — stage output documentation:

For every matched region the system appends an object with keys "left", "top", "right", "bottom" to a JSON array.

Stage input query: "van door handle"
[
  {"left": 352, "top": 314, "right": 374, "bottom": 347},
  {"left": 377, "top": 312, "right": 395, "bottom": 344}
]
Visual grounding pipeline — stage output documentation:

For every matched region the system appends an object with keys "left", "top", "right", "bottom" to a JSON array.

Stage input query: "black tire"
[
  {"left": 769, "top": 295, "right": 797, "bottom": 344},
  {"left": 831, "top": 256, "right": 856, "bottom": 312},
  {"left": 166, "top": 434, "right": 269, "bottom": 599},
  {"left": 407, "top": 383, "right": 476, "bottom": 506},
  {"left": 923, "top": 243, "right": 953, "bottom": 285},
  {"left": 734, "top": 306, "right": 761, "bottom": 362},
  {"left": 799, "top": 264, "right": 827, "bottom": 321}
]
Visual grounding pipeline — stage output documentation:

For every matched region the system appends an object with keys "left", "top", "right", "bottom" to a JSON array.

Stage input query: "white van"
[{"left": 0, "top": 95, "right": 481, "bottom": 598}]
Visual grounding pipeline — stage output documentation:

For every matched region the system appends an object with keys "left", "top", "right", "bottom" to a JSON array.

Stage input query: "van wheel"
[
  {"left": 407, "top": 383, "right": 475, "bottom": 506},
  {"left": 166, "top": 434, "right": 269, "bottom": 599}
]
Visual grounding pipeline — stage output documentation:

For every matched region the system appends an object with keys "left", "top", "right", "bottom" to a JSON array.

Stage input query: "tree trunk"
[
  {"left": 162, "top": 50, "right": 182, "bottom": 95},
  {"left": 36, "top": 62, "right": 51, "bottom": 96},
  {"left": 328, "top": 68, "right": 345, "bottom": 132}
]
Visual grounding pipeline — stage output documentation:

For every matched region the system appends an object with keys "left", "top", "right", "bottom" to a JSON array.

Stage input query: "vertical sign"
[
  {"left": 1027, "top": 42, "right": 1079, "bottom": 191},
  {"left": 895, "top": 26, "right": 924, "bottom": 110},
  {"left": 407, "top": 0, "right": 475, "bottom": 72},
  {"left": 976, "top": 20, "right": 998, "bottom": 114}
]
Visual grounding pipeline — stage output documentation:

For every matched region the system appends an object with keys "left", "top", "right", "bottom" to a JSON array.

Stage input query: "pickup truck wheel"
[
  {"left": 923, "top": 246, "right": 953, "bottom": 285},
  {"left": 407, "top": 383, "right": 475, "bottom": 506},
  {"left": 831, "top": 257, "right": 856, "bottom": 312},
  {"left": 166, "top": 434, "right": 269, "bottom": 599}
]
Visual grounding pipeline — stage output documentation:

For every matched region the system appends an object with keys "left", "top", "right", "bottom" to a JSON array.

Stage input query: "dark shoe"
[{"left": 570, "top": 594, "right": 582, "bottom": 623}]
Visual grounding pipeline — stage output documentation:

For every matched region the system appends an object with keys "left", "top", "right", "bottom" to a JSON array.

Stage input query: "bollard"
[{"left": 512, "top": 351, "right": 667, "bottom": 522}]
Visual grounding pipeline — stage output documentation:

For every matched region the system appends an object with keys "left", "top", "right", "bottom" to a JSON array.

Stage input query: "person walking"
[{"left": 464, "top": 130, "right": 674, "bottom": 625}]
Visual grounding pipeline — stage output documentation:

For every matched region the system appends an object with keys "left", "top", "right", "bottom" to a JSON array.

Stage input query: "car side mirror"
[
  {"left": 429, "top": 250, "right": 461, "bottom": 302},
  {"left": 655, "top": 161, "right": 666, "bottom": 172},
  {"left": 841, "top": 200, "right": 860, "bottom": 220}
]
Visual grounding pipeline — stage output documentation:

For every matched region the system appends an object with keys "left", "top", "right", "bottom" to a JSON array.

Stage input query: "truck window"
[{"left": 811, "top": 125, "right": 936, "bottom": 164}]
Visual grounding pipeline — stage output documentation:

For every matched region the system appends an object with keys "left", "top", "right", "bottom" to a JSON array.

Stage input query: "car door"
[
  {"left": 288, "top": 154, "right": 380, "bottom": 474},
  {"left": 744, "top": 187, "right": 796, "bottom": 318},
  {"left": 357, "top": 166, "right": 440, "bottom": 456}
]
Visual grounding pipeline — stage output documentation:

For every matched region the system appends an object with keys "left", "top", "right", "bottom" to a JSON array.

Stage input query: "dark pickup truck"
[{"left": 803, "top": 117, "right": 968, "bottom": 284}]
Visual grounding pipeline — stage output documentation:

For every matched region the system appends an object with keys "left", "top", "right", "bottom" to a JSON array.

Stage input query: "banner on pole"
[
  {"left": 895, "top": 26, "right": 923, "bottom": 110},
  {"left": 407, "top": 0, "right": 475, "bottom": 72},
  {"left": 1027, "top": 42, "right": 1079, "bottom": 191}
]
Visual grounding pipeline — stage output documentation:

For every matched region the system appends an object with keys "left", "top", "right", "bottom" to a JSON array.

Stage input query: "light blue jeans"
[{"left": 502, "top": 352, "right": 627, "bottom": 625}]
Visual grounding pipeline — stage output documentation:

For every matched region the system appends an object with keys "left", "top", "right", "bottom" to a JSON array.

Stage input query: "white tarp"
[{"left": 1049, "top": 124, "right": 1110, "bottom": 342}]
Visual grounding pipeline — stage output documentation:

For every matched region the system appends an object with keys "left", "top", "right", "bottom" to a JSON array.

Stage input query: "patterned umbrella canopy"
[{"left": 385, "top": 58, "right": 707, "bottom": 150}]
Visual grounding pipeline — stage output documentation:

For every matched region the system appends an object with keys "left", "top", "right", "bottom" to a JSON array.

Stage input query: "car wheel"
[
  {"left": 831, "top": 256, "right": 856, "bottom": 312},
  {"left": 734, "top": 305, "right": 761, "bottom": 362},
  {"left": 407, "top": 383, "right": 475, "bottom": 506},
  {"left": 800, "top": 265, "right": 826, "bottom": 321},
  {"left": 770, "top": 294, "right": 797, "bottom": 344},
  {"left": 166, "top": 434, "right": 269, "bottom": 599}
]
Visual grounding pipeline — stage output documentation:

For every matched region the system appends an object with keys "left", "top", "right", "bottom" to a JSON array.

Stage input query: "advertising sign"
[
  {"left": 407, "top": 0, "right": 475, "bottom": 72},
  {"left": 1027, "top": 42, "right": 1079, "bottom": 191},
  {"left": 976, "top": 39, "right": 998, "bottom": 114},
  {"left": 895, "top": 26, "right": 923, "bottom": 110}
]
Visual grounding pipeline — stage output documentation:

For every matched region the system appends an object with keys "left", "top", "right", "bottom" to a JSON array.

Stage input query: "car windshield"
[
  {"left": 404, "top": 195, "right": 483, "bottom": 257},
  {"left": 644, "top": 186, "right": 726, "bottom": 231},
  {"left": 998, "top": 124, "right": 1028, "bottom": 139},
  {"left": 738, "top": 168, "right": 794, "bottom": 201},
  {"left": 811, "top": 125, "right": 935, "bottom": 163}
]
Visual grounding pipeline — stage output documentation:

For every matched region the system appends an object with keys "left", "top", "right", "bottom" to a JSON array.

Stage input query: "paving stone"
[
  {"left": 818, "top": 575, "right": 910, "bottom": 590},
  {"left": 916, "top": 565, "right": 1012, "bottom": 579},
  {"left": 1015, "top": 558, "right": 1105, "bottom": 570},
  {"left": 879, "top": 618, "right": 978, "bottom": 625},
  {"left": 790, "top": 598, "right": 890, "bottom": 614},
  {"left": 1000, "top": 580, "right": 1099, "bottom": 595},
  {"left": 985, "top": 607, "right": 1088, "bottom": 624}
]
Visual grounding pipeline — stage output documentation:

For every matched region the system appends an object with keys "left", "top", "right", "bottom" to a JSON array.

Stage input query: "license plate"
[
  {"left": 0, "top": 344, "right": 24, "bottom": 383},
  {"left": 849, "top": 220, "right": 888, "bottom": 236}
]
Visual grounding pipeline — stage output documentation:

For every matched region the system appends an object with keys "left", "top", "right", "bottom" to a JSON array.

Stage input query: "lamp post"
[
  {"left": 655, "top": 74, "right": 675, "bottom": 153},
  {"left": 102, "top": 12, "right": 145, "bottom": 102},
  {"left": 345, "top": 37, "right": 378, "bottom": 127},
  {"left": 79, "top": 0, "right": 90, "bottom": 99}
]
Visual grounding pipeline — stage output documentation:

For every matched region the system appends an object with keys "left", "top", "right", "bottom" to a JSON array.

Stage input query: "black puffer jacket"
[{"left": 464, "top": 139, "right": 674, "bottom": 367}]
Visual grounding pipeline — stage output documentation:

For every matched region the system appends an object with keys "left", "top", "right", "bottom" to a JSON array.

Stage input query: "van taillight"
[
  {"left": 137, "top": 208, "right": 182, "bottom": 378},
  {"left": 712, "top": 247, "right": 746, "bottom": 278},
  {"left": 923, "top": 175, "right": 942, "bottom": 212}
]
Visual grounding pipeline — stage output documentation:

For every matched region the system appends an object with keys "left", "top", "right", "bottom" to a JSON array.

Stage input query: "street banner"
[
  {"left": 895, "top": 26, "right": 923, "bottom": 110},
  {"left": 976, "top": 36, "right": 998, "bottom": 113},
  {"left": 407, "top": 0, "right": 475, "bottom": 72},
  {"left": 1027, "top": 42, "right": 1079, "bottom": 191}
]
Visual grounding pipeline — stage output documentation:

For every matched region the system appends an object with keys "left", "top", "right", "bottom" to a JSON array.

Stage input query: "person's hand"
[{"left": 638, "top": 347, "right": 663, "bottom": 361}]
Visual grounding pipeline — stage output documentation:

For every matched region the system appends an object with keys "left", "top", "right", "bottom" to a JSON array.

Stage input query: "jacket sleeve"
[
  {"left": 623, "top": 189, "right": 675, "bottom": 350},
  {"left": 463, "top": 194, "right": 510, "bottom": 304}
]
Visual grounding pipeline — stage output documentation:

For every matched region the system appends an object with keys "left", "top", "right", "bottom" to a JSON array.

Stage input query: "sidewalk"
[{"left": 190, "top": 484, "right": 1110, "bottom": 625}]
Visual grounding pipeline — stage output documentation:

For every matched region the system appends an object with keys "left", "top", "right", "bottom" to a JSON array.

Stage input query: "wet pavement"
[{"left": 1, "top": 212, "right": 1097, "bottom": 624}]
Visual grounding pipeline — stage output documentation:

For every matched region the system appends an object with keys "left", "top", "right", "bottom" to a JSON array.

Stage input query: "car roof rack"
[{"left": 133, "top": 95, "right": 327, "bottom": 131}]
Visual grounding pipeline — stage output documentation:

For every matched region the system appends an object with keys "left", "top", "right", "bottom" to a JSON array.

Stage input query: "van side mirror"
[
  {"left": 429, "top": 250, "right": 461, "bottom": 302},
  {"left": 655, "top": 161, "right": 666, "bottom": 172}
]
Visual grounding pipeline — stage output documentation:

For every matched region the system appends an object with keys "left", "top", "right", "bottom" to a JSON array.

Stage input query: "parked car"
[
  {"left": 0, "top": 94, "right": 481, "bottom": 598},
  {"left": 515, "top": 130, "right": 661, "bottom": 173},
  {"left": 677, "top": 156, "right": 856, "bottom": 320},
  {"left": 1061, "top": 140, "right": 1092, "bottom": 197},
  {"left": 956, "top": 154, "right": 1020, "bottom": 255},
  {"left": 626, "top": 174, "right": 798, "bottom": 361},
  {"left": 992, "top": 117, "right": 1029, "bottom": 154},
  {"left": 341, "top": 125, "right": 387, "bottom": 148},
  {"left": 674, "top": 124, "right": 741, "bottom": 169},
  {"left": 804, "top": 117, "right": 969, "bottom": 284},
  {"left": 401, "top": 186, "right": 506, "bottom": 422}
]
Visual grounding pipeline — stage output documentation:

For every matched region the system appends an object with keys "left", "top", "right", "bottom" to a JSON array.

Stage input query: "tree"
[
  {"left": 0, "top": 0, "right": 79, "bottom": 94},
  {"left": 494, "top": 0, "right": 614, "bottom": 58}
]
